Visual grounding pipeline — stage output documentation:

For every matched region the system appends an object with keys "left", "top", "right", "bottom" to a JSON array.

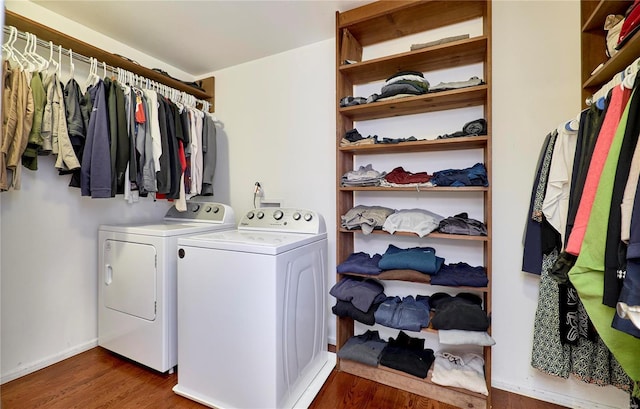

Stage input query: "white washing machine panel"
[
  {"left": 173, "top": 208, "right": 334, "bottom": 409},
  {"left": 98, "top": 201, "right": 235, "bottom": 374}
]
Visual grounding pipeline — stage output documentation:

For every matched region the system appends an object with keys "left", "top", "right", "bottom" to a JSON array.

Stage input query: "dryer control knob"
[
  {"left": 257, "top": 211, "right": 265, "bottom": 219},
  {"left": 204, "top": 206, "right": 212, "bottom": 213},
  {"left": 293, "top": 212, "right": 301, "bottom": 220},
  {"left": 304, "top": 213, "right": 313, "bottom": 222},
  {"left": 213, "top": 206, "right": 220, "bottom": 213},
  {"left": 273, "top": 210, "right": 284, "bottom": 220},
  {"left": 247, "top": 211, "right": 255, "bottom": 219},
  {"left": 192, "top": 204, "right": 201, "bottom": 212}
]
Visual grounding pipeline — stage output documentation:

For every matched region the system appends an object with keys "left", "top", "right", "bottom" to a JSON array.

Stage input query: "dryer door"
[{"left": 103, "top": 239, "right": 157, "bottom": 321}]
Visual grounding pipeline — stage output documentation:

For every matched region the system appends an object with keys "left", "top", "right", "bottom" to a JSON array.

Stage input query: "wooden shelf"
[
  {"left": 335, "top": 1, "right": 492, "bottom": 407},
  {"left": 340, "top": 269, "right": 489, "bottom": 292},
  {"left": 339, "top": 228, "right": 489, "bottom": 241},
  {"left": 339, "top": 186, "right": 488, "bottom": 192},
  {"left": 340, "top": 36, "right": 488, "bottom": 84},
  {"left": 338, "top": 1, "right": 486, "bottom": 47},
  {"left": 583, "top": 28, "right": 640, "bottom": 90},
  {"left": 339, "top": 135, "right": 489, "bottom": 154},
  {"left": 339, "top": 85, "right": 488, "bottom": 121},
  {"left": 581, "top": 0, "right": 630, "bottom": 32},
  {"left": 339, "top": 359, "right": 488, "bottom": 409},
  {"left": 5, "top": 10, "right": 215, "bottom": 110}
]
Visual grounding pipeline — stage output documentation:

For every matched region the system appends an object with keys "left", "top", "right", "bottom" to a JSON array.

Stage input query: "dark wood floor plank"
[{"left": 0, "top": 347, "right": 568, "bottom": 409}]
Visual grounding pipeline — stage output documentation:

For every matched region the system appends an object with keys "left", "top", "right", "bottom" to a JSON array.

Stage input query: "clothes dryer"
[
  {"left": 173, "top": 208, "right": 335, "bottom": 409},
  {"left": 98, "top": 201, "right": 235, "bottom": 373}
]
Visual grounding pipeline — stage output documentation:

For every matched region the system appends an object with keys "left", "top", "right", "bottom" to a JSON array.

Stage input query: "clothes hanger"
[
  {"left": 46, "top": 41, "right": 59, "bottom": 75},
  {"left": 22, "top": 33, "right": 40, "bottom": 71},
  {"left": 69, "top": 49, "right": 75, "bottom": 79},
  {"left": 564, "top": 117, "right": 579, "bottom": 131},
  {"left": 8, "top": 27, "right": 26, "bottom": 71},
  {"left": 57, "top": 45, "right": 62, "bottom": 77},
  {"left": 1, "top": 26, "right": 15, "bottom": 61},
  {"left": 84, "top": 57, "right": 96, "bottom": 89},
  {"left": 29, "top": 33, "right": 49, "bottom": 71}
]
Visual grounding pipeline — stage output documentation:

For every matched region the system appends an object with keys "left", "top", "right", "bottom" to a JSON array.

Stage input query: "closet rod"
[
  {"left": 3, "top": 25, "right": 210, "bottom": 111},
  {"left": 3, "top": 10, "right": 215, "bottom": 111}
]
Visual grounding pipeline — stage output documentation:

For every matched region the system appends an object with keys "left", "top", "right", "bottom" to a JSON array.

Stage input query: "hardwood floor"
[{"left": 0, "top": 347, "right": 568, "bottom": 409}]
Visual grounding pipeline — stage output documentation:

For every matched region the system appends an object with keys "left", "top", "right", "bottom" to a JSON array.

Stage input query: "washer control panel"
[
  {"left": 239, "top": 208, "right": 326, "bottom": 234},
  {"left": 165, "top": 201, "right": 235, "bottom": 223}
]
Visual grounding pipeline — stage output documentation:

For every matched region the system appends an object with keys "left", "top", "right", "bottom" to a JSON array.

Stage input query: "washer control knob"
[
  {"left": 192, "top": 204, "right": 201, "bottom": 212},
  {"left": 246, "top": 211, "right": 255, "bottom": 219},
  {"left": 204, "top": 206, "right": 212, "bottom": 213},
  {"left": 257, "top": 211, "right": 265, "bottom": 219},
  {"left": 212, "top": 206, "right": 220, "bottom": 213},
  {"left": 293, "top": 212, "right": 301, "bottom": 221},
  {"left": 304, "top": 213, "right": 313, "bottom": 222},
  {"left": 273, "top": 210, "right": 284, "bottom": 220}
]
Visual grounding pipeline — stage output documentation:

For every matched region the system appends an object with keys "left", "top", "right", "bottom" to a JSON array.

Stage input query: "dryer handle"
[{"left": 105, "top": 264, "right": 113, "bottom": 285}]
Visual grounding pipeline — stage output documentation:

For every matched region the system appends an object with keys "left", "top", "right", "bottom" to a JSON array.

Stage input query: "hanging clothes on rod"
[
  {"left": 523, "top": 54, "right": 640, "bottom": 405},
  {"left": 1, "top": 25, "right": 218, "bottom": 210}
]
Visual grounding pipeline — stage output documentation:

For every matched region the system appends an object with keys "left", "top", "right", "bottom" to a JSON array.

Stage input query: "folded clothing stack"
[
  {"left": 430, "top": 292, "right": 490, "bottom": 331},
  {"left": 330, "top": 276, "right": 386, "bottom": 325},
  {"left": 379, "top": 331, "right": 435, "bottom": 378},
  {"left": 374, "top": 295, "right": 431, "bottom": 332}
]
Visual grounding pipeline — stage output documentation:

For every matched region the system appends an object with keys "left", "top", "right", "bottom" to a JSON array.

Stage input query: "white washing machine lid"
[
  {"left": 178, "top": 230, "right": 328, "bottom": 255},
  {"left": 99, "top": 221, "right": 236, "bottom": 237}
]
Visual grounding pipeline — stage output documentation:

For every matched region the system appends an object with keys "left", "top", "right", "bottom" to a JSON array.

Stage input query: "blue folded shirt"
[{"left": 378, "top": 244, "right": 444, "bottom": 274}]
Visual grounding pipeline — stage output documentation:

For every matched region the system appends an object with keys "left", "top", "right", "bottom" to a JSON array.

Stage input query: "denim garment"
[
  {"left": 431, "top": 162, "right": 488, "bottom": 187},
  {"left": 329, "top": 277, "right": 384, "bottom": 313},
  {"left": 374, "top": 295, "right": 431, "bottom": 331},
  {"left": 378, "top": 244, "right": 444, "bottom": 274},
  {"left": 337, "top": 330, "right": 388, "bottom": 367},
  {"left": 337, "top": 252, "right": 383, "bottom": 275},
  {"left": 379, "top": 331, "right": 435, "bottom": 378},
  {"left": 430, "top": 262, "right": 488, "bottom": 287}
]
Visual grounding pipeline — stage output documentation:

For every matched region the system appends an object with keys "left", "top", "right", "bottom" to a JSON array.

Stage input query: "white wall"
[
  {"left": 210, "top": 40, "right": 337, "bottom": 333},
  {"left": 0, "top": 1, "right": 632, "bottom": 408}
]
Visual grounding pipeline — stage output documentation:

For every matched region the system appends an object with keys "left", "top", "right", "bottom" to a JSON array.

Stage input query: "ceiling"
[{"left": 31, "top": 0, "right": 373, "bottom": 78}]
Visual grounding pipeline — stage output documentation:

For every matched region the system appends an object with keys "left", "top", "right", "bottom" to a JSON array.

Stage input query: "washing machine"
[
  {"left": 173, "top": 207, "right": 335, "bottom": 409},
  {"left": 98, "top": 201, "right": 235, "bottom": 373}
]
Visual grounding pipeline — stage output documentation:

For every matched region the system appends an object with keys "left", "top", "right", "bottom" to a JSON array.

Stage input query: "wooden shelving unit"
[
  {"left": 580, "top": 0, "right": 635, "bottom": 105},
  {"left": 334, "top": 1, "right": 492, "bottom": 408}
]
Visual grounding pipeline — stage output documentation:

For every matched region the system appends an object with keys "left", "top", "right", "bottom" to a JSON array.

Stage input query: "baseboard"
[
  {"left": 492, "top": 379, "right": 623, "bottom": 409},
  {"left": 1, "top": 339, "right": 98, "bottom": 385}
]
